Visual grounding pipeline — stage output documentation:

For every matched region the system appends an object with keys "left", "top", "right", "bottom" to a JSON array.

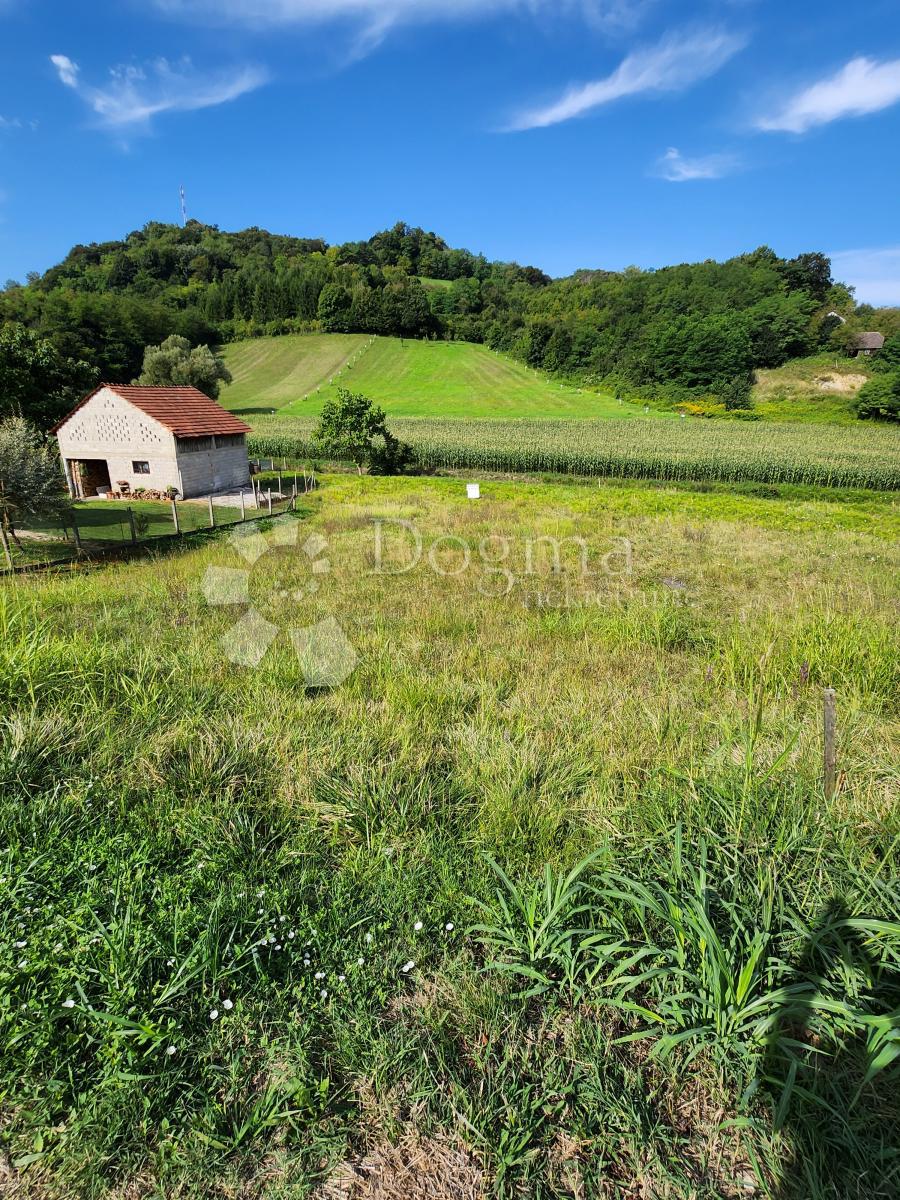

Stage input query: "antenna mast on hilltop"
[{"left": 180, "top": 184, "right": 187, "bottom": 227}]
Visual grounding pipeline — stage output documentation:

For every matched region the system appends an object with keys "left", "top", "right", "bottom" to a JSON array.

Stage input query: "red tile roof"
[{"left": 52, "top": 385, "right": 252, "bottom": 438}]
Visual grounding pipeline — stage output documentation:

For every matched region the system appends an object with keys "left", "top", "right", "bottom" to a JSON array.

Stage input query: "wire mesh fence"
[{"left": 5, "top": 477, "right": 315, "bottom": 574}]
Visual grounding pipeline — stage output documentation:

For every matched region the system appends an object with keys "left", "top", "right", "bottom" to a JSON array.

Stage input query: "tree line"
[{"left": 2, "top": 219, "right": 898, "bottom": 428}]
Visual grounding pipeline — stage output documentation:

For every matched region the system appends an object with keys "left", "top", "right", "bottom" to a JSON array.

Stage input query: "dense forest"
[{"left": 2, "top": 220, "right": 898, "bottom": 426}]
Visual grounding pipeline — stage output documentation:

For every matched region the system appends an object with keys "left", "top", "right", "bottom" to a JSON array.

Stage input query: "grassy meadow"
[
  {"left": 220, "top": 335, "right": 633, "bottom": 421},
  {"left": 1, "top": 472, "right": 898, "bottom": 1198},
  {"left": 752, "top": 354, "right": 873, "bottom": 424}
]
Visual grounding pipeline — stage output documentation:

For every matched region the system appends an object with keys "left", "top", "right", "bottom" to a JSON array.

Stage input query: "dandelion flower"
[
  {"left": 166, "top": 1045, "right": 177, "bottom": 1056},
  {"left": 209, "top": 1009, "right": 219, "bottom": 1021},
  {"left": 222, "top": 999, "right": 234, "bottom": 1011},
  {"left": 62, "top": 998, "right": 76, "bottom": 1008},
  {"left": 365, "top": 933, "right": 373, "bottom": 944}
]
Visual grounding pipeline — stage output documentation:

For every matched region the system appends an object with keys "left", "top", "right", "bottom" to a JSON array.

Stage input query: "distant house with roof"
[
  {"left": 849, "top": 332, "right": 885, "bottom": 358},
  {"left": 52, "top": 385, "right": 251, "bottom": 499}
]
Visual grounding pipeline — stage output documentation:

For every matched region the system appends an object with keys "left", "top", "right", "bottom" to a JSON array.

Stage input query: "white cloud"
[
  {"left": 155, "top": 0, "right": 640, "bottom": 30},
  {"left": 655, "top": 146, "right": 738, "bottom": 182},
  {"left": 0, "top": 116, "right": 23, "bottom": 128},
  {"left": 757, "top": 56, "right": 900, "bottom": 134},
  {"left": 505, "top": 27, "right": 747, "bottom": 131},
  {"left": 830, "top": 247, "right": 900, "bottom": 308},
  {"left": 49, "top": 54, "right": 267, "bottom": 130},
  {"left": 51, "top": 54, "right": 80, "bottom": 89}
]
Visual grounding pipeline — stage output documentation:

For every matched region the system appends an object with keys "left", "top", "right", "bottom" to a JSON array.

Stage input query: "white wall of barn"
[
  {"left": 175, "top": 440, "right": 251, "bottom": 497},
  {"left": 56, "top": 388, "right": 179, "bottom": 495}
]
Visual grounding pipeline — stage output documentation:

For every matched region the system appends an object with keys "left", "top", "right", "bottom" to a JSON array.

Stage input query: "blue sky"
[{"left": 1, "top": 0, "right": 899, "bottom": 303}]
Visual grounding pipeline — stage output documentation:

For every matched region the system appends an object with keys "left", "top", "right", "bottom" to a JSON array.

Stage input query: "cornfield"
[{"left": 248, "top": 416, "right": 900, "bottom": 490}]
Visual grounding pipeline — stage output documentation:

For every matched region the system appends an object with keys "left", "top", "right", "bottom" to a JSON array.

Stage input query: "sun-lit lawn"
[
  {"left": 1, "top": 472, "right": 898, "bottom": 1197},
  {"left": 220, "top": 334, "right": 640, "bottom": 421}
]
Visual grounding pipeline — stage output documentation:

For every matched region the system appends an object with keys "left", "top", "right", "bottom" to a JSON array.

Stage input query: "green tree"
[
  {"left": 317, "top": 284, "right": 352, "bottom": 332},
  {"left": 0, "top": 417, "right": 70, "bottom": 564},
  {"left": 856, "top": 374, "right": 900, "bottom": 422},
  {"left": 135, "top": 334, "right": 232, "bottom": 399},
  {"left": 312, "top": 389, "right": 409, "bottom": 475},
  {"left": 871, "top": 333, "right": 900, "bottom": 374},
  {"left": 0, "top": 322, "right": 96, "bottom": 428}
]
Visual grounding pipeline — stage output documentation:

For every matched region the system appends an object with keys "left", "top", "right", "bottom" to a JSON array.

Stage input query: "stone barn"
[{"left": 52, "top": 385, "right": 252, "bottom": 500}]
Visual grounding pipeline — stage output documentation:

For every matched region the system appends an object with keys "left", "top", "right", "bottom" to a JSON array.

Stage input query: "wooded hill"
[{"left": 2, "top": 220, "right": 898, "bottom": 425}]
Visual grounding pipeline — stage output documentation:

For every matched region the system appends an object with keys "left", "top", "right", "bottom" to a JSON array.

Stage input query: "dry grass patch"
[{"left": 319, "top": 1133, "right": 485, "bottom": 1200}]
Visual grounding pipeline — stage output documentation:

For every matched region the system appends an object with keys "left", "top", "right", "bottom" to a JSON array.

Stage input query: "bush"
[{"left": 856, "top": 374, "right": 900, "bottom": 422}]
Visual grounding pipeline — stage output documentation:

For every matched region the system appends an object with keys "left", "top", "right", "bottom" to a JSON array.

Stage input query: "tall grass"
[{"left": 0, "top": 473, "right": 897, "bottom": 1197}]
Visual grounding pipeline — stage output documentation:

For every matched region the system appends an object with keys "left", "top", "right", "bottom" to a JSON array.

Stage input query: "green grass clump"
[{"left": 0, "top": 474, "right": 897, "bottom": 1197}]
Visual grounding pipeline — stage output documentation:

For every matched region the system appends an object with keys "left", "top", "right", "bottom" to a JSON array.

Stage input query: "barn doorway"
[{"left": 69, "top": 459, "right": 111, "bottom": 498}]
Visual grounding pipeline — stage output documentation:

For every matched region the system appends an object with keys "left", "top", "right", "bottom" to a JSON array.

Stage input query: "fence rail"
[{"left": 3, "top": 476, "right": 317, "bottom": 576}]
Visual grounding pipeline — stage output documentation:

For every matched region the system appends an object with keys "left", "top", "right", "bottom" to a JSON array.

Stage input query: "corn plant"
[{"left": 469, "top": 851, "right": 608, "bottom": 997}]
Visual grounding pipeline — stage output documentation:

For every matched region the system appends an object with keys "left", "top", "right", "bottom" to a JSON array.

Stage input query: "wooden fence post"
[
  {"left": 208, "top": 496, "right": 216, "bottom": 528},
  {"left": 823, "top": 688, "right": 837, "bottom": 801},
  {"left": 71, "top": 509, "right": 83, "bottom": 553},
  {"left": 127, "top": 507, "right": 137, "bottom": 545},
  {"left": 0, "top": 523, "right": 13, "bottom": 571},
  {"left": 171, "top": 499, "right": 180, "bottom": 535},
  {"left": 240, "top": 490, "right": 246, "bottom": 520},
  {"left": 267, "top": 489, "right": 273, "bottom": 516},
  {"left": 277, "top": 471, "right": 283, "bottom": 495}
]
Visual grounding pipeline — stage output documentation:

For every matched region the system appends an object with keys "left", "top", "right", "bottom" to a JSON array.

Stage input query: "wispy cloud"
[
  {"left": 156, "top": 0, "right": 641, "bottom": 29},
  {"left": 757, "top": 56, "right": 900, "bottom": 134},
  {"left": 50, "top": 53, "right": 79, "bottom": 89},
  {"left": 505, "top": 27, "right": 747, "bottom": 131},
  {"left": 655, "top": 146, "right": 738, "bottom": 182},
  {"left": 830, "top": 247, "right": 900, "bottom": 307},
  {"left": 50, "top": 54, "right": 268, "bottom": 131}
]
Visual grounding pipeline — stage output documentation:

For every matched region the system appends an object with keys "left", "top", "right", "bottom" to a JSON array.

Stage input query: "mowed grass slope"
[
  {"left": 221, "top": 333, "right": 369, "bottom": 414},
  {"left": 1, "top": 474, "right": 899, "bottom": 1197},
  {"left": 220, "top": 334, "right": 636, "bottom": 420}
]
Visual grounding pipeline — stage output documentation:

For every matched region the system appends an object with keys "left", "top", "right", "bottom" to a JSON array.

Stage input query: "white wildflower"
[
  {"left": 62, "top": 998, "right": 76, "bottom": 1008},
  {"left": 445, "top": 923, "right": 454, "bottom": 931},
  {"left": 166, "top": 1045, "right": 177, "bottom": 1056},
  {"left": 209, "top": 1009, "right": 219, "bottom": 1021},
  {"left": 222, "top": 999, "right": 233, "bottom": 1011},
  {"left": 401, "top": 961, "right": 415, "bottom": 974},
  {"left": 413, "top": 921, "right": 423, "bottom": 931},
  {"left": 357, "top": 957, "right": 364, "bottom": 966},
  {"left": 320, "top": 989, "right": 328, "bottom": 999},
  {"left": 314, "top": 971, "right": 325, "bottom": 980}
]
